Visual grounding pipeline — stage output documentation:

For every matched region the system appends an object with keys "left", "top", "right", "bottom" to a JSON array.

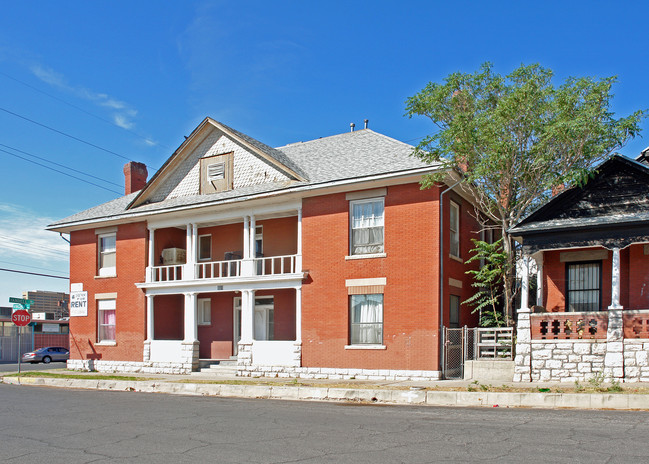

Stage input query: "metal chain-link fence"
[{"left": 443, "top": 327, "right": 513, "bottom": 379}]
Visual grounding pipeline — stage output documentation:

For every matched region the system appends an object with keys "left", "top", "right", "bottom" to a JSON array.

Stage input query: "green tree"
[{"left": 406, "top": 63, "right": 644, "bottom": 322}]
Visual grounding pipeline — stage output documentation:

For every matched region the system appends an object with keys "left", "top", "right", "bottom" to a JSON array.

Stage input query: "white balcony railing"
[
  {"left": 196, "top": 259, "right": 242, "bottom": 279},
  {"left": 149, "top": 254, "right": 301, "bottom": 283},
  {"left": 253, "top": 255, "right": 298, "bottom": 276},
  {"left": 151, "top": 264, "right": 183, "bottom": 282}
]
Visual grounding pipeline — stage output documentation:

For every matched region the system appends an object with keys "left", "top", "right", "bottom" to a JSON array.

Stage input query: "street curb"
[{"left": 3, "top": 377, "right": 648, "bottom": 410}]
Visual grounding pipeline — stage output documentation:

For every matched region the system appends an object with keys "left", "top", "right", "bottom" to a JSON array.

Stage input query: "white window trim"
[
  {"left": 449, "top": 201, "right": 460, "bottom": 259},
  {"left": 198, "top": 298, "right": 211, "bottom": 325},
  {"left": 198, "top": 234, "right": 212, "bottom": 261},
  {"left": 344, "top": 344, "right": 386, "bottom": 350},
  {"left": 349, "top": 293, "right": 384, "bottom": 346},
  {"left": 349, "top": 197, "right": 385, "bottom": 256},
  {"left": 98, "top": 233, "right": 116, "bottom": 277}
]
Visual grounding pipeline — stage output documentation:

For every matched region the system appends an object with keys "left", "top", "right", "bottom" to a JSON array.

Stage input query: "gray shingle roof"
[
  {"left": 48, "top": 127, "right": 438, "bottom": 230},
  {"left": 277, "top": 129, "right": 430, "bottom": 183}
]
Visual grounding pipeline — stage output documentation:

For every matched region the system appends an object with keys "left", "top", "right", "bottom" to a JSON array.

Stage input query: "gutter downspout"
[{"left": 439, "top": 179, "right": 461, "bottom": 379}]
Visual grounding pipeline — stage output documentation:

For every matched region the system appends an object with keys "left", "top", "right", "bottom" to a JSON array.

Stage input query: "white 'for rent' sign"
[{"left": 70, "top": 291, "right": 88, "bottom": 317}]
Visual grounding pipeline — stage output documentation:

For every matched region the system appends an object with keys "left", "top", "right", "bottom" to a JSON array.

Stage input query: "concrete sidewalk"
[{"left": 2, "top": 368, "right": 649, "bottom": 411}]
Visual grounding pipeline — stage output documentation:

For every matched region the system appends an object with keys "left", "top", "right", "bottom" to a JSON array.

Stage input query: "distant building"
[
  {"left": 0, "top": 306, "right": 11, "bottom": 318},
  {"left": 22, "top": 290, "right": 69, "bottom": 320}
]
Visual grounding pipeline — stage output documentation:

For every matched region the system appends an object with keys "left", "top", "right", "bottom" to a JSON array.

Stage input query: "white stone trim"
[
  {"left": 345, "top": 278, "right": 387, "bottom": 287},
  {"left": 95, "top": 226, "right": 117, "bottom": 235},
  {"left": 344, "top": 345, "right": 386, "bottom": 350},
  {"left": 345, "top": 188, "right": 387, "bottom": 201},
  {"left": 95, "top": 292, "right": 117, "bottom": 300},
  {"left": 344, "top": 253, "right": 386, "bottom": 260},
  {"left": 448, "top": 278, "right": 463, "bottom": 288}
]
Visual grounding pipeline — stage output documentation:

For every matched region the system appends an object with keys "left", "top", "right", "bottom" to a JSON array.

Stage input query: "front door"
[{"left": 233, "top": 296, "right": 275, "bottom": 355}]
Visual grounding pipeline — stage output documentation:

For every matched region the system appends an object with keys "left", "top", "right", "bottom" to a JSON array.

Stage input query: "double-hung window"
[
  {"left": 98, "top": 234, "right": 116, "bottom": 276},
  {"left": 350, "top": 294, "right": 383, "bottom": 345},
  {"left": 449, "top": 201, "right": 460, "bottom": 258},
  {"left": 98, "top": 299, "right": 116, "bottom": 343},
  {"left": 566, "top": 262, "right": 601, "bottom": 312},
  {"left": 350, "top": 198, "right": 384, "bottom": 255},
  {"left": 198, "top": 298, "right": 211, "bottom": 325}
]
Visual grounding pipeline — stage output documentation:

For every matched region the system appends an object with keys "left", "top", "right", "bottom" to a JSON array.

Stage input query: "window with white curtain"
[
  {"left": 350, "top": 198, "right": 384, "bottom": 255},
  {"left": 98, "top": 299, "right": 116, "bottom": 342},
  {"left": 350, "top": 294, "right": 383, "bottom": 345},
  {"left": 567, "top": 262, "right": 601, "bottom": 312}
]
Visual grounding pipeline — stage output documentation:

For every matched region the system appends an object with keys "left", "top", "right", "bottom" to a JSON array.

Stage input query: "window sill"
[
  {"left": 449, "top": 254, "right": 463, "bottom": 263},
  {"left": 95, "top": 274, "right": 117, "bottom": 279},
  {"left": 95, "top": 341, "right": 116, "bottom": 346},
  {"left": 345, "top": 253, "right": 387, "bottom": 261},
  {"left": 344, "top": 344, "right": 386, "bottom": 350}
]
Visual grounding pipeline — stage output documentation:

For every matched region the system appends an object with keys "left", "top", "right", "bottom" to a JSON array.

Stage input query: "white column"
[
  {"left": 536, "top": 254, "right": 543, "bottom": 308},
  {"left": 240, "top": 290, "right": 254, "bottom": 342},
  {"left": 148, "top": 228, "right": 155, "bottom": 267},
  {"left": 297, "top": 207, "right": 302, "bottom": 271},
  {"left": 184, "top": 292, "right": 197, "bottom": 342},
  {"left": 243, "top": 216, "right": 250, "bottom": 259},
  {"left": 147, "top": 228, "right": 155, "bottom": 281},
  {"left": 295, "top": 287, "right": 302, "bottom": 342},
  {"left": 146, "top": 294, "right": 154, "bottom": 341},
  {"left": 184, "top": 223, "right": 197, "bottom": 280},
  {"left": 249, "top": 215, "right": 256, "bottom": 257},
  {"left": 192, "top": 223, "right": 198, "bottom": 261},
  {"left": 609, "top": 247, "right": 622, "bottom": 309},
  {"left": 520, "top": 256, "right": 530, "bottom": 312}
]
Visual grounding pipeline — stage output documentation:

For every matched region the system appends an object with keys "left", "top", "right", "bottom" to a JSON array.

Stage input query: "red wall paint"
[
  {"left": 153, "top": 294, "right": 183, "bottom": 340},
  {"left": 301, "top": 183, "right": 480, "bottom": 372},
  {"left": 69, "top": 222, "right": 147, "bottom": 362}
]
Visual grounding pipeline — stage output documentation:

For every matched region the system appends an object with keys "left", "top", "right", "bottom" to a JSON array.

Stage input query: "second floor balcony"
[{"left": 144, "top": 208, "right": 303, "bottom": 286}]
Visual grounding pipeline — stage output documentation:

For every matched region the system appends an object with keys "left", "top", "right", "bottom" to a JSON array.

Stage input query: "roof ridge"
[{"left": 276, "top": 128, "right": 382, "bottom": 149}]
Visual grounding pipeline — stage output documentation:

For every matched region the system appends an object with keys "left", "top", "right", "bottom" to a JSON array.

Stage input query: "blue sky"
[{"left": 0, "top": 1, "right": 648, "bottom": 305}]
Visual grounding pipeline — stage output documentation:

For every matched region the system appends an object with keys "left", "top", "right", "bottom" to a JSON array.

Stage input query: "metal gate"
[
  {"left": 442, "top": 327, "right": 513, "bottom": 379},
  {"left": 442, "top": 327, "right": 475, "bottom": 379},
  {"left": 0, "top": 326, "right": 33, "bottom": 362}
]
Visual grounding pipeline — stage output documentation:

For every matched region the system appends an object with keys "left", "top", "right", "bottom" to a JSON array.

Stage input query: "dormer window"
[{"left": 200, "top": 152, "right": 233, "bottom": 193}]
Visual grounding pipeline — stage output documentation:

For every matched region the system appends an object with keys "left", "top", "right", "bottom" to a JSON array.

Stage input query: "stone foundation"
[
  {"left": 236, "top": 365, "right": 441, "bottom": 381},
  {"left": 67, "top": 359, "right": 195, "bottom": 375}
]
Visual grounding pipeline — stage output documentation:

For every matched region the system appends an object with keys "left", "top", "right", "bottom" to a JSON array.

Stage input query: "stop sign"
[{"left": 12, "top": 309, "right": 31, "bottom": 327}]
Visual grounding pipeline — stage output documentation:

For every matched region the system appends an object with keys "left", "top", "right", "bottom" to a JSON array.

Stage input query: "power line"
[
  {"left": 0, "top": 142, "right": 122, "bottom": 188},
  {"left": 0, "top": 147, "right": 123, "bottom": 195},
  {"left": 0, "top": 267, "right": 68, "bottom": 280},
  {"left": 0, "top": 260, "right": 67, "bottom": 275},
  {"left": 0, "top": 106, "right": 156, "bottom": 170},
  {"left": 0, "top": 70, "right": 168, "bottom": 150}
]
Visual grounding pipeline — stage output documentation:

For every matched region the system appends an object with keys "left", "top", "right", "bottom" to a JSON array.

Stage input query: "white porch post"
[
  {"left": 240, "top": 290, "right": 254, "bottom": 343},
  {"left": 243, "top": 216, "right": 250, "bottom": 259},
  {"left": 147, "top": 227, "right": 155, "bottom": 281},
  {"left": 184, "top": 292, "right": 197, "bottom": 342},
  {"left": 295, "top": 287, "right": 302, "bottom": 343},
  {"left": 609, "top": 247, "right": 622, "bottom": 309},
  {"left": 249, "top": 215, "right": 256, "bottom": 257},
  {"left": 184, "top": 224, "right": 195, "bottom": 280},
  {"left": 297, "top": 207, "right": 302, "bottom": 271},
  {"left": 536, "top": 253, "right": 543, "bottom": 308},
  {"left": 514, "top": 255, "right": 532, "bottom": 382},
  {"left": 146, "top": 294, "right": 154, "bottom": 341}
]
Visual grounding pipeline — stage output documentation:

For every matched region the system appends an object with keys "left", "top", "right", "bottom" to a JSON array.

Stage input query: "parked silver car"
[{"left": 21, "top": 347, "right": 69, "bottom": 364}]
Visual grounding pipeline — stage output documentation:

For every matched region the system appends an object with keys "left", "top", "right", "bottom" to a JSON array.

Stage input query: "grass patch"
[{"left": 4, "top": 372, "right": 157, "bottom": 381}]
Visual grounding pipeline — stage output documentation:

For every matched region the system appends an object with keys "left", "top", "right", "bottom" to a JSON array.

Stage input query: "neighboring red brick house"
[
  {"left": 48, "top": 118, "right": 483, "bottom": 380},
  {"left": 511, "top": 154, "right": 649, "bottom": 382}
]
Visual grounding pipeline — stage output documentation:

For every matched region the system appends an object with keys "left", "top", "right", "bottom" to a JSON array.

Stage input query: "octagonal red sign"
[{"left": 12, "top": 309, "right": 31, "bottom": 327}]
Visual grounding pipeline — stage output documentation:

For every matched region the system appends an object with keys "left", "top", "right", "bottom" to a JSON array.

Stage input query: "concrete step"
[{"left": 193, "top": 359, "right": 238, "bottom": 377}]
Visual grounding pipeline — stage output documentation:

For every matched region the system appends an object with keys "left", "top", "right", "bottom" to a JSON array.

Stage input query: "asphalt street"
[
  {"left": 1, "top": 384, "right": 648, "bottom": 463},
  {"left": 0, "top": 361, "right": 67, "bottom": 373}
]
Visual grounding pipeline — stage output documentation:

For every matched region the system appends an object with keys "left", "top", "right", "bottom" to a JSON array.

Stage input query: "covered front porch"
[{"left": 143, "top": 285, "right": 303, "bottom": 373}]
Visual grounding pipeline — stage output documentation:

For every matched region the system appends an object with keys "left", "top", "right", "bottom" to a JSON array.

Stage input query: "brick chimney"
[{"left": 123, "top": 161, "right": 148, "bottom": 195}]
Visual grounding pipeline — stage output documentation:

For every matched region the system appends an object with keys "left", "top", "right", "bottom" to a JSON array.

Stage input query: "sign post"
[{"left": 11, "top": 308, "right": 31, "bottom": 375}]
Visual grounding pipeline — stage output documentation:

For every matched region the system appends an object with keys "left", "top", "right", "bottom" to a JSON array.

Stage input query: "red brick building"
[{"left": 48, "top": 118, "right": 483, "bottom": 380}]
